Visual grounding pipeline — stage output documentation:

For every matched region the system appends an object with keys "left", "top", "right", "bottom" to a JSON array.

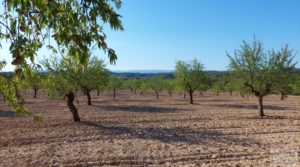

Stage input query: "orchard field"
[{"left": 0, "top": 90, "right": 299, "bottom": 166}]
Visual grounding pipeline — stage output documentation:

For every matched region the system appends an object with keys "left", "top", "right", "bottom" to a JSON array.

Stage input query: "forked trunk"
[
  {"left": 86, "top": 90, "right": 92, "bottom": 105},
  {"left": 258, "top": 96, "right": 264, "bottom": 117},
  {"left": 66, "top": 92, "right": 80, "bottom": 122}
]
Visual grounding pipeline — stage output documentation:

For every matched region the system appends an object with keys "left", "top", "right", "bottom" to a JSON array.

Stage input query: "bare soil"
[{"left": 0, "top": 90, "right": 299, "bottom": 166}]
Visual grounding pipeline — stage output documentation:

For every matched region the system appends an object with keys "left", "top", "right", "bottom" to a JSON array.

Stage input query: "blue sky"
[{"left": 1, "top": 0, "right": 300, "bottom": 71}]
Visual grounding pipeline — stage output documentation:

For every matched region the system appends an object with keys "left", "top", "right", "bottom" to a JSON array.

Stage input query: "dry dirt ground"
[{"left": 0, "top": 90, "right": 299, "bottom": 167}]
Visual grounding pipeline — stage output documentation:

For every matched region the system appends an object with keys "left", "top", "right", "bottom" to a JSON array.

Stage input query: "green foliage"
[
  {"left": 124, "top": 78, "right": 141, "bottom": 94},
  {"left": 108, "top": 76, "right": 123, "bottom": 90},
  {"left": 139, "top": 79, "right": 149, "bottom": 95},
  {"left": 79, "top": 56, "right": 109, "bottom": 94},
  {"left": 0, "top": 0, "right": 123, "bottom": 113},
  {"left": 228, "top": 39, "right": 296, "bottom": 97},
  {"left": 212, "top": 77, "right": 225, "bottom": 95},
  {"left": 41, "top": 56, "right": 79, "bottom": 97},
  {"left": 290, "top": 76, "right": 300, "bottom": 95},
  {"left": 228, "top": 38, "right": 296, "bottom": 116},
  {"left": 165, "top": 79, "right": 176, "bottom": 97},
  {"left": 148, "top": 76, "right": 165, "bottom": 99},
  {"left": 175, "top": 59, "right": 209, "bottom": 103},
  {"left": 33, "top": 113, "right": 44, "bottom": 122}
]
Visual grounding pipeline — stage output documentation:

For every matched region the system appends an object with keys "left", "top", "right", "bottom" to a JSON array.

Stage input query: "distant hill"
[{"left": 111, "top": 70, "right": 228, "bottom": 79}]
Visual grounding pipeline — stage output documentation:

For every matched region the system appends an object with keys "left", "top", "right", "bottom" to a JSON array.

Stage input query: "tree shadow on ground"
[
  {"left": 80, "top": 121, "right": 261, "bottom": 147},
  {"left": 215, "top": 104, "right": 289, "bottom": 110},
  {"left": 0, "top": 110, "right": 18, "bottom": 118},
  {"left": 97, "top": 105, "right": 188, "bottom": 113}
]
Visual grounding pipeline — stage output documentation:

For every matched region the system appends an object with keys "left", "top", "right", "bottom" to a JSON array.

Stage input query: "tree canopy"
[{"left": 228, "top": 38, "right": 296, "bottom": 116}]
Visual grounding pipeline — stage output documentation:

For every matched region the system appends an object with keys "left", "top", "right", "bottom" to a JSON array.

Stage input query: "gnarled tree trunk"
[{"left": 66, "top": 91, "right": 80, "bottom": 122}]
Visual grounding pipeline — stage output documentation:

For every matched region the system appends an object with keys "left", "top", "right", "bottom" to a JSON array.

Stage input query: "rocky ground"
[{"left": 0, "top": 90, "right": 299, "bottom": 166}]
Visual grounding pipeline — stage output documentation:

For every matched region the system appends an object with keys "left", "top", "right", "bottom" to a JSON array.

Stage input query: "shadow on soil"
[
  {"left": 80, "top": 121, "right": 261, "bottom": 147},
  {"left": 0, "top": 110, "right": 18, "bottom": 118},
  {"left": 97, "top": 105, "right": 187, "bottom": 113},
  {"left": 216, "top": 104, "right": 289, "bottom": 110}
]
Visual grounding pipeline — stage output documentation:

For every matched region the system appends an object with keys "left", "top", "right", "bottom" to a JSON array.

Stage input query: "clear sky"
[{"left": 1, "top": 0, "right": 300, "bottom": 71}]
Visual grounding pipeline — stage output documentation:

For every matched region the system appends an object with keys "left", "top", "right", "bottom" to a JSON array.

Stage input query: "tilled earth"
[{"left": 0, "top": 90, "right": 299, "bottom": 166}]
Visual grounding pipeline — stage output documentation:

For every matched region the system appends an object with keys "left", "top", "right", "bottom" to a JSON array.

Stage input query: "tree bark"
[
  {"left": 156, "top": 91, "right": 159, "bottom": 100},
  {"left": 97, "top": 89, "right": 100, "bottom": 96},
  {"left": 66, "top": 92, "right": 80, "bottom": 122},
  {"left": 189, "top": 90, "right": 193, "bottom": 104},
  {"left": 113, "top": 88, "right": 116, "bottom": 101},
  {"left": 3, "top": 95, "right": 6, "bottom": 102},
  {"left": 280, "top": 92, "right": 286, "bottom": 100},
  {"left": 258, "top": 96, "right": 264, "bottom": 117},
  {"left": 33, "top": 89, "right": 37, "bottom": 98},
  {"left": 86, "top": 90, "right": 92, "bottom": 105}
]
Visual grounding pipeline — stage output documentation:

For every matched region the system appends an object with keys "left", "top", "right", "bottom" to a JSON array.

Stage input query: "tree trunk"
[
  {"left": 156, "top": 92, "right": 159, "bottom": 100},
  {"left": 280, "top": 92, "right": 286, "bottom": 100},
  {"left": 33, "top": 89, "right": 37, "bottom": 98},
  {"left": 113, "top": 88, "right": 116, "bottom": 101},
  {"left": 183, "top": 93, "right": 186, "bottom": 99},
  {"left": 229, "top": 91, "right": 232, "bottom": 96},
  {"left": 240, "top": 92, "right": 244, "bottom": 98},
  {"left": 97, "top": 89, "right": 100, "bottom": 96},
  {"left": 86, "top": 90, "right": 92, "bottom": 105},
  {"left": 25, "top": 89, "right": 27, "bottom": 94},
  {"left": 189, "top": 91, "right": 193, "bottom": 104},
  {"left": 258, "top": 96, "right": 264, "bottom": 117},
  {"left": 3, "top": 95, "right": 6, "bottom": 102},
  {"left": 66, "top": 92, "right": 80, "bottom": 122}
]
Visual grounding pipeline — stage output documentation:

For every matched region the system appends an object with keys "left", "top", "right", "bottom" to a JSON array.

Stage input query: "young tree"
[
  {"left": 175, "top": 59, "right": 208, "bottom": 104},
  {"left": 124, "top": 79, "right": 140, "bottom": 94},
  {"left": 228, "top": 39, "right": 296, "bottom": 117},
  {"left": 139, "top": 79, "right": 149, "bottom": 96},
  {"left": 78, "top": 57, "right": 108, "bottom": 105},
  {"left": 165, "top": 79, "right": 176, "bottom": 97},
  {"left": 107, "top": 76, "right": 123, "bottom": 100},
  {"left": 212, "top": 78, "right": 225, "bottom": 96},
  {"left": 148, "top": 77, "right": 165, "bottom": 100},
  {"left": 24, "top": 71, "right": 43, "bottom": 98}
]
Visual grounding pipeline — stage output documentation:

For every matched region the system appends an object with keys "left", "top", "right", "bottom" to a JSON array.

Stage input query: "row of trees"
[{"left": 0, "top": 38, "right": 298, "bottom": 121}]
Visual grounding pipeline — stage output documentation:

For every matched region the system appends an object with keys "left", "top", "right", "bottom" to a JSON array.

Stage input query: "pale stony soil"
[{"left": 0, "top": 90, "right": 299, "bottom": 167}]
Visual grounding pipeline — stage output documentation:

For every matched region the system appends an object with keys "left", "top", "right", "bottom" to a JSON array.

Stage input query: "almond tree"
[
  {"left": 42, "top": 56, "right": 82, "bottom": 122},
  {"left": 107, "top": 76, "right": 123, "bottom": 101},
  {"left": 79, "top": 57, "right": 108, "bottom": 105},
  {"left": 228, "top": 39, "right": 296, "bottom": 117},
  {"left": 148, "top": 77, "right": 165, "bottom": 100},
  {"left": 24, "top": 71, "right": 43, "bottom": 98},
  {"left": 175, "top": 59, "right": 208, "bottom": 104},
  {"left": 0, "top": 0, "right": 123, "bottom": 113}
]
